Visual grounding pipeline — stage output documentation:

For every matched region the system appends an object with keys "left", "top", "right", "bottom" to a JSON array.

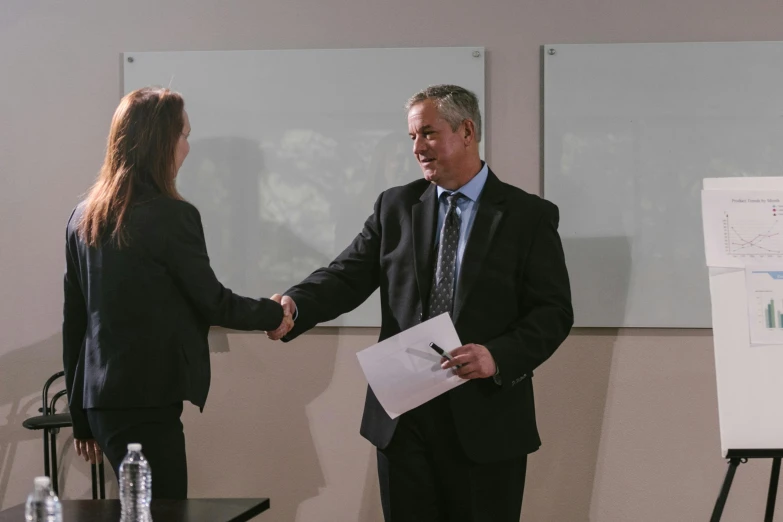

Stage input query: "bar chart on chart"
[
  {"left": 702, "top": 190, "right": 783, "bottom": 267},
  {"left": 757, "top": 294, "right": 783, "bottom": 328},
  {"left": 746, "top": 268, "right": 783, "bottom": 345}
]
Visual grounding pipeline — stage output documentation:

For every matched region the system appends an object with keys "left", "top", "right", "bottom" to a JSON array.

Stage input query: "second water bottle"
[{"left": 119, "top": 442, "right": 152, "bottom": 522}]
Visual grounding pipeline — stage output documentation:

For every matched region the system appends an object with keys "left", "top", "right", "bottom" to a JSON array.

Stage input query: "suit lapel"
[
  {"left": 453, "top": 170, "right": 505, "bottom": 325},
  {"left": 412, "top": 183, "right": 438, "bottom": 315}
]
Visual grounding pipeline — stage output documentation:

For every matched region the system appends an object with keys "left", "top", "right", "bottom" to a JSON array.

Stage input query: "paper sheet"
[
  {"left": 745, "top": 266, "right": 783, "bottom": 346},
  {"left": 355, "top": 313, "right": 466, "bottom": 419}
]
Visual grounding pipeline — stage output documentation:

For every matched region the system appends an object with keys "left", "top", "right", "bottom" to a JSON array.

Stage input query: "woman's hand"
[
  {"left": 267, "top": 294, "right": 296, "bottom": 340},
  {"left": 74, "top": 438, "right": 103, "bottom": 464}
]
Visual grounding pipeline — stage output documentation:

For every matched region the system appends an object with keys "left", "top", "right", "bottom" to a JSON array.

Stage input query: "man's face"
[{"left": 407, "top": 100, "right": 468, "bottom": 189}]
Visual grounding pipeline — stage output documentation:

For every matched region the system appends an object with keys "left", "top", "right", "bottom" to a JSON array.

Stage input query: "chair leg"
[
  {"left": 91, "top": 464, "right": 97, "bottom": 499},
  {"left": 49, "top": 430, "right": 59, "bottom": 495},
  {"left": 42, "top": 429, "right": 50, "bottom": 479},
  {"left": 99, "top": 462, "right": 105, "bottom": 499}
]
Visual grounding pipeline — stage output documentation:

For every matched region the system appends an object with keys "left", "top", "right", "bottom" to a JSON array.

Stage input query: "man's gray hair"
[{"left": 405, "top": 84, "right": 482, "bottom": 143}]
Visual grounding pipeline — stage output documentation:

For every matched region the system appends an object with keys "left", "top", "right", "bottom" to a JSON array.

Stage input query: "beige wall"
[{"left": 3, "top": 0, "right": 783, "bottom": 519}]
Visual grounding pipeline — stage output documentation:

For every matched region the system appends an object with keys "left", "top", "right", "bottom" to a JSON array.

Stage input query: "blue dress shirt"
[{"left": 434, "top": 162, "right": 489, "bottom": 286}]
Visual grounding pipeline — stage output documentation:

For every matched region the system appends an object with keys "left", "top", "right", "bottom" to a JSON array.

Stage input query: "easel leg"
[
  {"left": 765, "top": 457, "right": 781, "bottom": 522},
  {"left": 711, "top": 458, "right": 743, "bottom": 522}
]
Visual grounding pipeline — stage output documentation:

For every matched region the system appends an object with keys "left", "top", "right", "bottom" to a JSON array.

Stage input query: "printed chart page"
[
  {"left": 746, "top": 267, "right": 783, "bottom": 345},
  {"left": 702, "top": 190, "right": 783, "bottom": 268}
]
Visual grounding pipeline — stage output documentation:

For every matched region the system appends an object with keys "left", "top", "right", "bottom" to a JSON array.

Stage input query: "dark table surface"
[{"left": 0, "top": 498, "right": 269, "bottom": 522}]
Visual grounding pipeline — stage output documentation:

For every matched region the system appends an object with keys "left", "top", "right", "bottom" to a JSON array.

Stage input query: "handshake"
[{"left": 266, "top": 293, "right": 296, "bottom": 341}]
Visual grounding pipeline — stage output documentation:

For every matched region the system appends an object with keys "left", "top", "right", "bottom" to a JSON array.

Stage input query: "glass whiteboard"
[
  {"left": 124, "top": 47, "right": 485, "bottom": 327},
  {"left": 544, "top": 42, "right": 783, "bottom": 327}
]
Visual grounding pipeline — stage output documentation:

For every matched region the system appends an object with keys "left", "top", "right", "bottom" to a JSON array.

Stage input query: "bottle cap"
[
  {"left": 33, "top": 476, "right": 51, "bottom": 488},
  {"left": 127, "top": 443, "right": 142, "bottom": 452}
]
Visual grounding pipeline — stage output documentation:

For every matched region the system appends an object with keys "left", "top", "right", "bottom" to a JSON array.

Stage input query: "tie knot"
[{"left": 445, "top": 192, "right": 463, "bottom": 210}]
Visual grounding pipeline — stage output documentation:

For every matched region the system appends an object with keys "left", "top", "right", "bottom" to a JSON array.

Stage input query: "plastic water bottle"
[
  {"left": 24, "top": 476, "right": 62, "bottom": 522},
  {"left": 119, "top": 443, "right": 153, "bottom": 522}
]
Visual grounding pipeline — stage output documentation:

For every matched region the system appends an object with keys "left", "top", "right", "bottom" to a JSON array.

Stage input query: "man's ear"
[{"left": 462, "top": 119, "right": 476, "bottom": 144}]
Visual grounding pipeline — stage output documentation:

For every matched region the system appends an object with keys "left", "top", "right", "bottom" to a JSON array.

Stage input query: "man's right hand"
[{"left": 267, "top": 294, "right": 296, "bottom": 340}]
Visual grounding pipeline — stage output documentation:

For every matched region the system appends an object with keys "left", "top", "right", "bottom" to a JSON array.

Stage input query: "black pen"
[{"left": 429, "top": 342, "right": 461, "bottom": 368}]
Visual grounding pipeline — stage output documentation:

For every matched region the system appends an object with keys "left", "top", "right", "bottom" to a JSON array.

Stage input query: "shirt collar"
[{"left": 436, "top": 161, "right": 489, "bottom": 203}]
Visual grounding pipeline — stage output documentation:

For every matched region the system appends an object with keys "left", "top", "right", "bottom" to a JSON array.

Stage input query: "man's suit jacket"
[
  {"left": 284, "top": 169, "right": 573, "bottom": 463},
  {"left": 63, "top": 186, "right": 284, "bottom": 439}
]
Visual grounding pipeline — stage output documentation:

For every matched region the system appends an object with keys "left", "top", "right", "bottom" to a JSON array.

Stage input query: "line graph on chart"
[{"left": 724, "top": 209, "right": 783, "bottom": 258}]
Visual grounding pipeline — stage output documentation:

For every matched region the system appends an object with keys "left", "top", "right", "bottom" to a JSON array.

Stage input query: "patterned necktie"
[{"left": 427, "top": 192, "right": 463, "bottom": 319}]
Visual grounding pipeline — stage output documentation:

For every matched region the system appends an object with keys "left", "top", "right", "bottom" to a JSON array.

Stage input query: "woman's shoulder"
[
  {"left": 66, "top": 201, "right": 87, "bottom": 236},
  {"left": 134, "top": 196, "right": 199, "bottom": 219},
  {"left": 131, "top": 197, "right": 203, "bottom": 240}
]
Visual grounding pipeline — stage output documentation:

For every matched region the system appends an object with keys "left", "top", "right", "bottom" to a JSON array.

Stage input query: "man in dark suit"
[{"left": 270, "top": 84, "right": 573, "bottom": 521}]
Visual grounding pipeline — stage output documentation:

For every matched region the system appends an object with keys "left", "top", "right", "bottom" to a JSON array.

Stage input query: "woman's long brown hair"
[{"left": 78, "top": 87, "right": 185, "bottom": 247}]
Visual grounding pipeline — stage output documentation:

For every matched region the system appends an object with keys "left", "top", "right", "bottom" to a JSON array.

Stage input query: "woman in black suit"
[{"left": 62, "top": 87, "right": 291, "bottom": 499}]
